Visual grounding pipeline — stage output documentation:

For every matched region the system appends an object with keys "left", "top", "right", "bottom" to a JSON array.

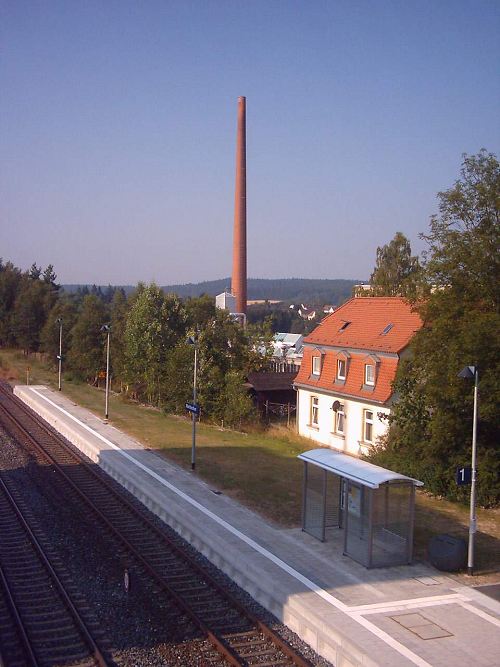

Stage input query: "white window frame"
[
  {"left": 310, "top": 396, "right": 319, "bottom": 427},
  {"left": 363, "top": 409, "right": 374, "bottom": 443},
  {"left": 312, "top": 355, "right": 321, "bottom": 376},
  {"left": 365, "top": 363, "right": 375, "bottom": 386},
  {"left": 335, "top": 403, "right": 345, "bottom": 435},
  {"left": 337, "top": 358, "right": 346, "bottom": 380}
]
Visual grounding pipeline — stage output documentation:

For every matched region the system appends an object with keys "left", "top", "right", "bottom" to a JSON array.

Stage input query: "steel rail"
[
  {"left": 0, "top": 386, "right": 313, "bottom": 667},
  {"left": 0, "top": 472, "right": 109, "bottom": 667},
  {"left": 0, "top": 397, "right": 243, "bottom": 666},
  {"left": 0, "top": 561, "right": 39, "bottom": 667}
]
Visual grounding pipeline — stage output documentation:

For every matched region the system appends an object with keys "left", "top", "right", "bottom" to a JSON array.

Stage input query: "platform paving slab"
[{"left": 13, "top": 385, "right": 500, "bottom": 667}]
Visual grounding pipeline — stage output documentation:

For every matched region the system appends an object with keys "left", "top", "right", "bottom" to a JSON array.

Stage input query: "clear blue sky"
[{"left": 1, "top": 1, "right": 499, "bottom": 285}]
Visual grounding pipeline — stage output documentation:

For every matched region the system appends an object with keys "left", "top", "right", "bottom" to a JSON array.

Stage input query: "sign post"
[
  {"left": 186, "top": 335, "right": 199, "bottom": 471},
  {"left": 458, "top": 365, "right": 479, "bottom": 576},
  {"left": 456, "top": 466, "right": 472, "bottom": 486},
  {"left": 56, "top": 317, "right": 63, "bottom": 391}
]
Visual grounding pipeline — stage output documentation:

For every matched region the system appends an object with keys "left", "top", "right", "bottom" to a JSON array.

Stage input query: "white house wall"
[{"left": 297, "top": 388, "right": 390, "bottom": 457}]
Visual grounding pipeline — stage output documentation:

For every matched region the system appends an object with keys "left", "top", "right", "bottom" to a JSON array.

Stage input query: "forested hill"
[
  {"left": 171, "top": 278, "right": 362, "bottom": 303},
  {"left": 62, "top": 278, "right": 361, "bottom": 305}
]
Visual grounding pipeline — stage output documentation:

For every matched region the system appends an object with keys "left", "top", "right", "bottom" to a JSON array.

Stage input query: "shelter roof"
[{"left": 297, "top": 448, "right": 423, "bottom": 489}]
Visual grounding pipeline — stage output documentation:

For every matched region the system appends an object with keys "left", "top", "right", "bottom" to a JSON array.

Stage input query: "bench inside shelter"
[{"left": 298, "top": 448, "right": 423, "bottom": 568}]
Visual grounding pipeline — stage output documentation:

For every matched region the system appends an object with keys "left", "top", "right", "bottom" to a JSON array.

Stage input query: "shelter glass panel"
[
  {"left": 371, "top": 483, "right": 412, "bottom": 567},
  {"left": 344, "top": 481, "right": 370, "bottom": 566},
  {"left": 325, "top": 472, "right": 342, "bottom": 529},
  {"left": 303, "top": 463, "right": 325, "bottom": 541}
]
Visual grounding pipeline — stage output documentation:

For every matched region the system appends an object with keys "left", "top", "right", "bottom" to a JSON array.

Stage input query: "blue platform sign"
[
  {"left": 185, "top": 402, "right": 200, "bottom": 415},
  {"left": 456, "top": 466, "right": 472, "bottom": 485}
]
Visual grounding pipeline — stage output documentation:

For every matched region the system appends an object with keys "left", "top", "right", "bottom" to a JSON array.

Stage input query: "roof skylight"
[
  {"left": 339, "top": 321, "right": 351, "bottom": 332},
  {"left": 381, "top": 323, "right": 394, "bottom": 335}
]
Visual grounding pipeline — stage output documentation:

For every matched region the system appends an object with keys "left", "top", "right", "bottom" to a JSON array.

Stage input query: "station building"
[{"left": 294, "top": 296, "right": 422, "bottom": 457}]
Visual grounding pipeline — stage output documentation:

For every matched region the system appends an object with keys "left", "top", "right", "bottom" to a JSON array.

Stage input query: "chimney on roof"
[{"left": 231, "top": 96, "right": 247, "bottom": 315}]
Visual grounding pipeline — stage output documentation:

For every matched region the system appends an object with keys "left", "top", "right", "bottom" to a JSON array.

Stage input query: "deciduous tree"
[
  {"left": 370, "top": 151, "right": 500, "bottom": 506},
  {"left": 124, "top": 284, "right": 186, "bottom": 404},
  {"left": 369, "top": 232, "right": 421, "bottom": 297}
]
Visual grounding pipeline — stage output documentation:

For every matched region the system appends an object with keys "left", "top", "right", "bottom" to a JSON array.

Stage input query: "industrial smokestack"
[{"left": 231, "top": 96, "right": 247, "bottom": 315}]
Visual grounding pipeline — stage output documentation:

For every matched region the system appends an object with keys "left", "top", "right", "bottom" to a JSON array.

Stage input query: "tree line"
[{"left": 0, "top": 269, "right": 270, "bottom": 428}]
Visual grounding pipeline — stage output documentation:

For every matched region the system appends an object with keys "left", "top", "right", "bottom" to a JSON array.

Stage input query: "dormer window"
[
  {"left": 312, "top": 355, "right": 321, "bottom": 376},
  {"left": 335, "top": 350, "right": 350, "bottom": 384},
  {"left": 363, "top": 353, "right": 379, "bottom": 389}
]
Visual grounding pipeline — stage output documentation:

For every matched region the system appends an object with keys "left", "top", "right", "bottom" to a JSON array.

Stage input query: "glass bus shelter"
[{"left": 298, "top": 449, "right": 423, "bottom": 568}]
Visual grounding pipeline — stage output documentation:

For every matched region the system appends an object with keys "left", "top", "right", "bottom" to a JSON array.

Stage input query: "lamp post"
[
  {"left": 187, "top": 334, "right": 198, "bottom": 471},
  {"left": 458, "top": 365, "right": 479, "bottom": 576},
  {"left": 56, "top": 317, "right": 63, "bottom": 391},
  {"left": 101, "top": 325, "right": 111, "bottom": 420}
]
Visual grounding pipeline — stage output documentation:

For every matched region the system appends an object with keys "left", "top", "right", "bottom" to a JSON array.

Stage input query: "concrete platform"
[{"left": 14, "top": 385, "right": 500, "bottom": 667}]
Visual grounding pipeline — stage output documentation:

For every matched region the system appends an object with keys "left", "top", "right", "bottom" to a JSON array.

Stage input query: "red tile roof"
[
  {"left": 304, "top": 297, "right": 422, "bottom": 353},
  {"left": 295, "top": 297, "right": 423, "bottom": 404}
]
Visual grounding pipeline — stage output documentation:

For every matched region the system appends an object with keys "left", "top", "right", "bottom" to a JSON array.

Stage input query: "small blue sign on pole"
[
  {"left": 456, "top": 466, "right": 472, "bottom": 486},
  {"left": 185, "top": 402, "right": 200, "bottom": 415}
]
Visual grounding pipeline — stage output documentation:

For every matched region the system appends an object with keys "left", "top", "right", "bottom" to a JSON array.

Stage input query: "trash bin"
[{"left": 428, "top": 534, "right": 467, "bottom": 572}]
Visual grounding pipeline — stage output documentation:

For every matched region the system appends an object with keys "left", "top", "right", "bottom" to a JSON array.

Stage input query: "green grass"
[{"left": 1, "top": 348, "right": 499, "bottom": 581}]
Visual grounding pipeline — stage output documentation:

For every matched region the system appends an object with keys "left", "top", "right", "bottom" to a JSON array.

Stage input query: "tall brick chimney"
[{"left": 231, "top": 96, "right": 247, "bottom": 315}]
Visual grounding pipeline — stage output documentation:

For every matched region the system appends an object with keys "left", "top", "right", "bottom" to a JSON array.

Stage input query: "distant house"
[
  {"left": 294, "top": 297, "right": 422, "bottom": 457},
  {"left": 272, "top": 332, "right": 304, "bottom": 366}
]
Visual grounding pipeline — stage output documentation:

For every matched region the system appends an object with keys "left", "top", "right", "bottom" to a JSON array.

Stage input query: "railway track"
[
  {"left": 0, "top": 461, "right": 109, "bottom": 667},
  {"left": 0, "top": 384, "right": 314, "bottom": 667}
]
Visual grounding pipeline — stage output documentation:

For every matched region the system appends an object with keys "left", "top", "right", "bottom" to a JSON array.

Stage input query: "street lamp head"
[
  {"left": 56, "top": 317, "right": 63, "bottom": 324},
  {"left": 101, "top": 324, "right": 111, "bottom": 333},
  {"left": 187, "top": 335, "right": 197, "bottom": 346},
  {"left": 458, "top": 365, "right": 476, "bottom": 380}
]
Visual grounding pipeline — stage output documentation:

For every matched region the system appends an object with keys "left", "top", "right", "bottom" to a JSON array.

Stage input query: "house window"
[
  {"left": 337, "top": 358, "right": 346, "bottom": 380},
  {"left": 311, "top": 396, "right": 319, "bottom": 427},
  {"left": 335, "top": 403, "right": 345, "bottom": 434},
  {"left": 312, "top": 356, "right": 321, "bottom": 376},
  {"left": 363, "top": 410, "right": 374, "bottom": 443},
  {"left": 365, "top": 364, "right": 375, "bottom": 386}
]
